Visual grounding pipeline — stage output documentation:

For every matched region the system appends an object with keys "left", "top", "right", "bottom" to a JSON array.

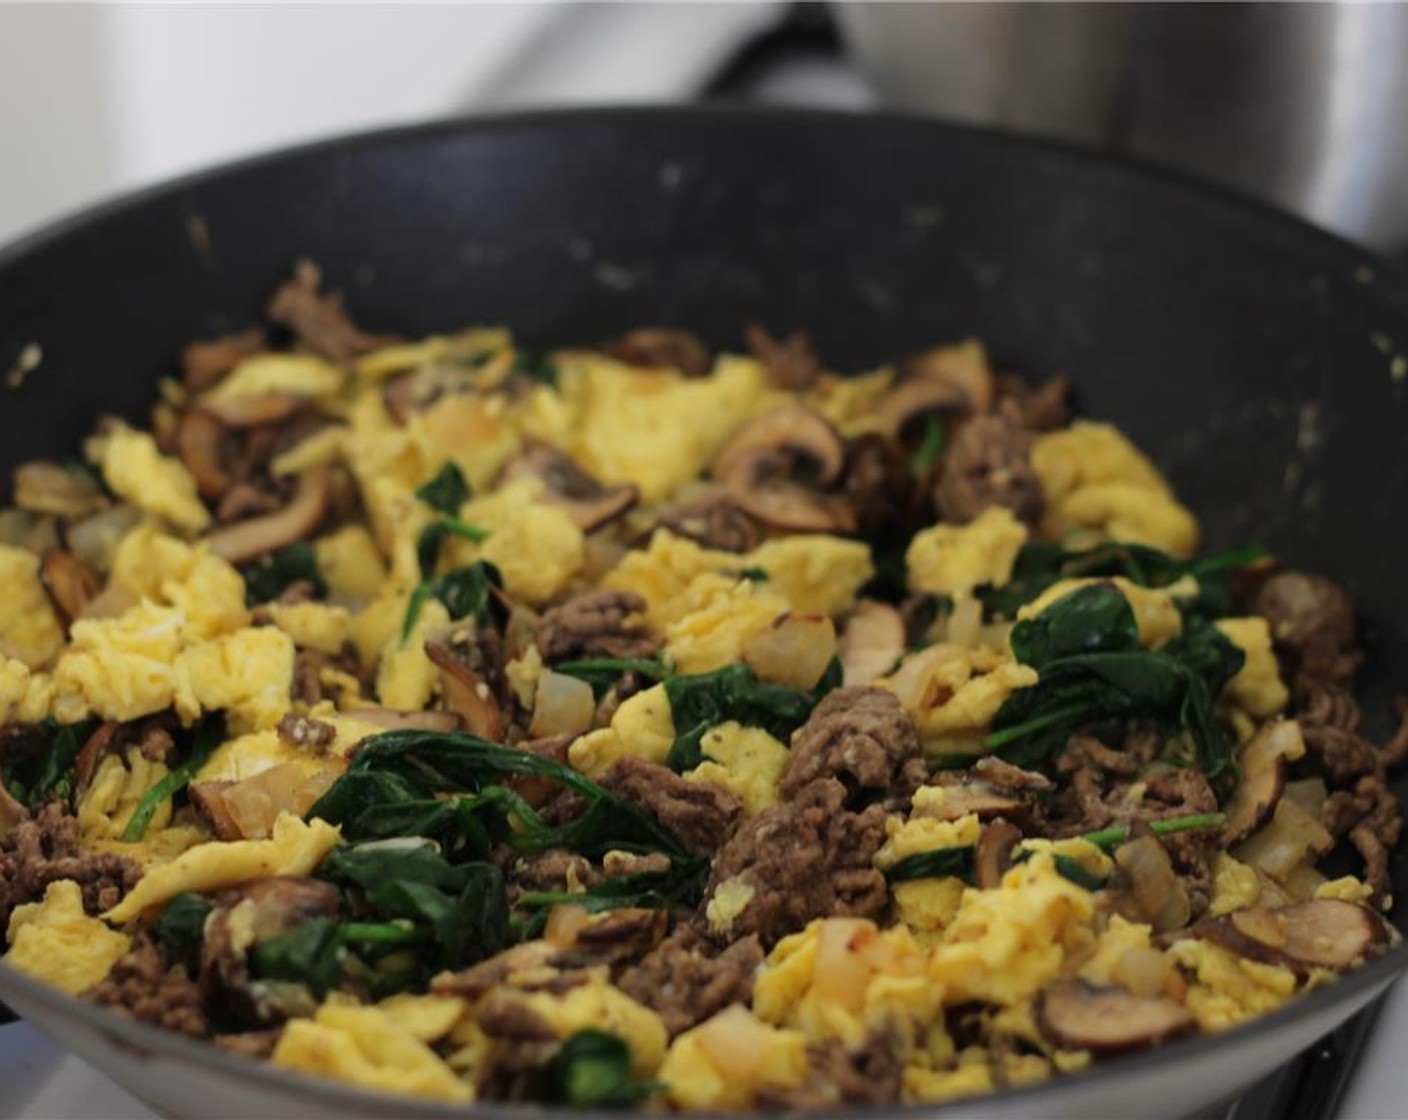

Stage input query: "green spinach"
[
  {"left": 240, "top": 543, "right": 326, "bottom": 606},
  {"left": 544, "top": 1030, "right": 661, "bottom": 1109}
]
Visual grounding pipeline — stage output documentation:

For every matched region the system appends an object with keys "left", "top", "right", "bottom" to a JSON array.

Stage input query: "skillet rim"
[{"left": 0, "top": 103, "right": 1406, "bottom": 1117}]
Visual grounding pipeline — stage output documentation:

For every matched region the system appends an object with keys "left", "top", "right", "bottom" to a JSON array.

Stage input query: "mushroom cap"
[
  {"left": 206, "top": 466, "right": 330, "bottom": 565},
  {"left": 1223, "top": 719, "right": 1301, "bottom": 843},
  {"left": 711, "top": 406, "right": 856, "bottom": 534},
  {"left": 1196, "top": 899, "right": 1389, "bottom": 975},
  {"left": 497, "top": 445, "right": 638, "bottom": 532},
  {"left": 1035, "top": 980, "right": 1195, "bottom": 1053}
]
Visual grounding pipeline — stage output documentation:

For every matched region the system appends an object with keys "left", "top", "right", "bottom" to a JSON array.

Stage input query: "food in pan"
[{"left": 1, "top": 263, "right": 1402, "bottom": 1110}]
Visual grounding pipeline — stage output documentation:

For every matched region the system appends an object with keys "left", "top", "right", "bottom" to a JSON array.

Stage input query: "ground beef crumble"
[
  {"left": 0, "top": 802, "right": 140, "bottom": 931},
  {"left": 597, "top": 758, "right": 743, "bottom": 858},
  {"left": 535, "top": 589, "right": 662, "bottom": 664},
  {"left": 933, "top": 410, "right": 1044, "bottom": 527},
  {"left": 780, "top": 686, "right": 925, "bottom": 808},
  {"left": 86, "top": 934, "right": 206, "bottom": 1038},
  {"left": 617, "top": 926, "right": 763, "bottom": 1037}
]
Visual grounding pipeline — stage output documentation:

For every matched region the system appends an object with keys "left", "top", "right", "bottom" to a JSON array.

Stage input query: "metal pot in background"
[{"left": 836, "top": 1, "right": 1408, "bottom": 253}]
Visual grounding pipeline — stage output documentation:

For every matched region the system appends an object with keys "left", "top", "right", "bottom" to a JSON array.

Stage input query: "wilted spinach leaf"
[
  {"left": 544, "top": 1030, "right": 660, "bottom": 1109},
  {"left": 240, "top": 543, "right": 326, "bottom": 606},
  {"left": 402, "top": 560, "right": 504, "bottom": 641},
  {"left": 121, "top": 716, "right": 226, "bottom": 842},
  {"left": 554, "top": 657, "right": 668, "bottom": 697},
  {"left": 415, "top": 462, "right": 471, "bottom": 515},
  {"left": 3, "top": 718, "right": 98, "bottom": 807},
  {"left": 152, "top": 892, "right": 213, "bottom": 970}
]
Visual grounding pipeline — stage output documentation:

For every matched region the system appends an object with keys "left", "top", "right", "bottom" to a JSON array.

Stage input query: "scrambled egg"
[
  {"left": 687, "top": 722, "right": 789, "bottom": 816},
  {"left": 535, "top": 353, "right": 770, "bottom": 503},
  {"left": 94, "top": 423, "right": 210, "bottom": 532},
  {"left": 274, "top": 1002, "right": 473, "bottom": 1103},
  {"left": 744, "top": 535, "right": 874, "bottom": 616},
  {"left": 569, "top": 683, "right": 675, "bottom": 778},
  {"left": 1216, "top": 617, "right": 1290, "bottom": 717},
  {"left": 314, "top": 525, "right": 387, "bottom": 604},
  {"left": 104, "top": 813, "right": 340, "bottom": 923},
  {"left": 665, "top": 576, "right": 791, "bottom": 675},
  {"left": 494, "top": 975, "right": 668, "bottom": 1078},
  {"left": 108, "top": 525, "right": 249, "bottom": 642},
  {"left": 78, "top": 747, "right": 174, "bottom": 841},
  {"left": 4, "top": 880, "right": 130, "bottom": 995},
  {"left": 263, "top": 601, "right": 352, "bottom": 655},
  {"left": 0, "top": 545, "right": 65, "bottom": 667},
  {"left": 175, "top": 626, "right": 295, "bottom": 732},
  {"left": 448, "top": 480, "right": 584, "bottom": 606},
  {"left": 376, "top": 599, "right": 451, "bottom": 711},
  {"left": 878, "top": 644, "right": 1038, "bottom": 756},
  {"left": 660, "top": 1005, "right": 809, "bottom": 1110},
  {"left": 1165, "top": 938, "right": 1299, "bottom": 1031},
  {"left": 754, "top": 918, "right": 937, "bottom": 1050},
  {"left": 411, "top": 393, "right": 523, "bottom": 493},
  {"left": 204, "top": 352, "right": 344, "bottom": 402},
  {"left": 907, "top": 507, "right": 1028, "bottom": 600},
  {"left": 0, "top": 658, "right": 55, "bottom": 724},
  {"left": 1031, "top": 421, "right": 1198, "bottom": 556},
  {"left": 927, "top": 852, "right": 1096, "bottom": 1005},
  {"left": 50, "top": 602, "right": 186, "bottom": 723}
]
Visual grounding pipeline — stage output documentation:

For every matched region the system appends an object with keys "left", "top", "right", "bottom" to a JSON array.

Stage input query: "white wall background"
[{"left": 0, "top": 2, "right": 779, "bottom": 246}]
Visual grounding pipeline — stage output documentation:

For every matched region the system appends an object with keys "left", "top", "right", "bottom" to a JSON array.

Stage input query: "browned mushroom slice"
[
  {"left": 1223, "top": 719, "right": 1301, "bottom": 843},
  {"left": 838, "top": 601, "right": 906, "bottom": 686},
  {"left": 39, "top": 549, "right": 101, "bottom": 626},
  {"left": 194, "top": 391, "right": 302, "bottom": 429},
  {"left": 426, "top": 640, "right": 504, "bottom": 740},
  {"left": 205, "top": 466, "right": 330, "bottom": 565},
  {"left": 744, "top": 325, "right": 821, "bottom": 390},
  {"left": 12, "top": 461, "right": 110, "bottom": 518},
  {"left": 1197, "top": 899, "right": 1389, "bottom": 974},
  {"left": 927, "top": 783, "right": 1027, "bottom": 824},
  {"left": 181, "top": 327, "right": 268, "bottom": 393},
  {"left": 874, "top": 377, "right": 972, "bottom": 440},
  {"left": 497, "top": 445, "right": 638, "bottom": 531},
  {"left": 1035, "top": 980, "right": 1195, "bottom": 1053},
  {"left": 189, "top": 780, "right": 242, "bottom": 841},
  {"left": 975, "top": 819, "right": 1023, "bottom": 889},
  {"left": 710, "top": 407, "right": 856, "bottom": 533},
  {"left": 896, "top": 342, "right": 996, "bottom": 414},
  {"left": 607, "top": 328, "right": 712, "bottom": 378},
  {"left": 345, "top": 708, "right": 462, "bottom": 732},
  {"left": 176, "top": 408, "right": 234, "bottom": 499},
  {"left": 72, "top": 721, "right": 120, "bottom": 799}
]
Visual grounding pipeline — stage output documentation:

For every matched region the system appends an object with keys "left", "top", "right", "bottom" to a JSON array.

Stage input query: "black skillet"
[{"left": 0, "top": 108, "right": 1406, "bottom": 1119}]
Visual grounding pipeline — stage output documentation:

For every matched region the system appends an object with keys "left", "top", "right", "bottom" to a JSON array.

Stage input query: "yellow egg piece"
[{"left": 4, "top": 880, "right": 130, "bottom": 995}]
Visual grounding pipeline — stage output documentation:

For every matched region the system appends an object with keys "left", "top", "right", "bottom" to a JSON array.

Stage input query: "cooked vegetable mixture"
[{"left": 2, "top": 263, "right": 1405, "bottom": 1109}]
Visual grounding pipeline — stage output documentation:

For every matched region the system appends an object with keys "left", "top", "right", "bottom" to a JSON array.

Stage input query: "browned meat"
[
  {"left": 275, "top": 714, "right": 335, "bottom": 752},
  {"left": 755, "top": 1034, "right": 904, "bottom": 1109},
  {"left": 706, "top": 779, "right": 888, "bottom": 947},
  {"left": 507, "top": 848, "right": 599, "bottom": 893},
  {"left": 265, "top": 260, "right": 384, "bottom": 364},
  {"left": 1324, "top": 774, "right": 1403, "bottom": 904},
  {"left": 553, "top": 908, "right": 670, "bottom": 969},
  {"left": 1251, "top": 571, "right": 1358, "bottom": 690},
  {"left": 841, "top": 434, "right": 918, "bottom": 537},
  {"left": 290, "top": 649, "right": 325, "bottom": 706},
  {"left": 607, "top": 328, "right": 711, "bottom": 378},
  {"left": 618, "top": 927, "right": 763, "bottom": 1037},
  {"left": 181, "top": 328, "right": 267, "bottom": 393},
  {"left": 0, "top": 802, "right": 140, "bottom": 930},
  {"left": 973, "top": 756, "right": 1054, "bottom": 792},
  {"left": 745, "top": 324, "right": 822, "bottom": 391},
  {"left": 996, "top": 374, "right": 1073, "bottom": 432},
  {"left": 535, "top": 590, "right": 662, "bottom": 663},
  {"left": 474, "top": 995, "right": 561, "bottom": 1098},
  {"left": 934, "top": 412, "right": 1044, "bottom": 526},
  {"left": 1296, "top": 683, "right": 1380, "bottom": 786},
  {"left": 597, "top": 758, "right": 743, "bottom": 858},
  {"left": 780, "top": 687, "right": 925, "bottom": 808},
  {"left": 86, "top": 934, "right": 206, "bottom": 1038},
  {"left": 657, "top": 492, "right": 762, "bottom": 553}
]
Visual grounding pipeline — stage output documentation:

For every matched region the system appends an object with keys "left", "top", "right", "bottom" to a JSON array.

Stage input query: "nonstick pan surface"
[{"left": 1, "top": 107, "right": 1407, "bottom": 1119}]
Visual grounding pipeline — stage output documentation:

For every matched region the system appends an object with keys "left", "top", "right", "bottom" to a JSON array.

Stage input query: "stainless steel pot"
[{"left": 837, "top": 1, "right": 1408, "bottom": 252}]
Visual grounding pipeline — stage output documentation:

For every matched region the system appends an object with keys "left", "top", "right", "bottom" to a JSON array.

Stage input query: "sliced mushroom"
[
  {"left": 838, "top": 601, "right": 906, "bottom": 686},
  {"left": 497, "top": 445, "right": 638, "bottom": 531},
  {"left": 1223, "top": 719, "right": 1303, "bottom": 843},
  {"left": 189, "top": 780, "right": 242, "bottom": 841},
  {"left": 1035, "top": 980, "right": 1195, "bottom": 1053},
  {"left": 345, "top": 707, "right": 462, "bottom": 732},
  {"left": 925, "top": 782, "right": 1027, "bottom": 824},
  {"left": 194, "top": 391, "right": 302, "bottom": 429},
  {"left": 1197, "top": 899, "right": 1389, "bottom": 975},
  {"left": 975, "top": 819, "right": 1023, "bottom": 889},
  {"left": 72, "top": 720, "right": 120, "bottom": 797},
  {"left": 711, "top": 407, "right": 856, "bottom": 533},
  {"left": 176, "top": 408, "right": 234, "bottom": 499},
  {"left": 426, "top": 640, "right": 504, "bottom": 740},
  {"left": 12, "top": 461, "right": 109, "bottom": 518},
  {"left": 181, "top": 327, "right": 268, "bottom": 393},
  {"left": 744, "top": 324, "right": 821, "bottom": 390},
  {"left": 39, "top": 549, "right": 101, "bottom": 626},
  {"left": 895, "top": 341, "right": 996, "bottom": 414},
  {"left": 205, "top": 466, "right": 330, "bottom": 565},
  {"left": 874, "top": 377, "right": 972, "bottom": 440},
  {"left": 1112, "top": 835, "right": 1191, "bottom": 934},
  {"left": 607, "top": 328, "right": 712, "bottom": 378}
]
